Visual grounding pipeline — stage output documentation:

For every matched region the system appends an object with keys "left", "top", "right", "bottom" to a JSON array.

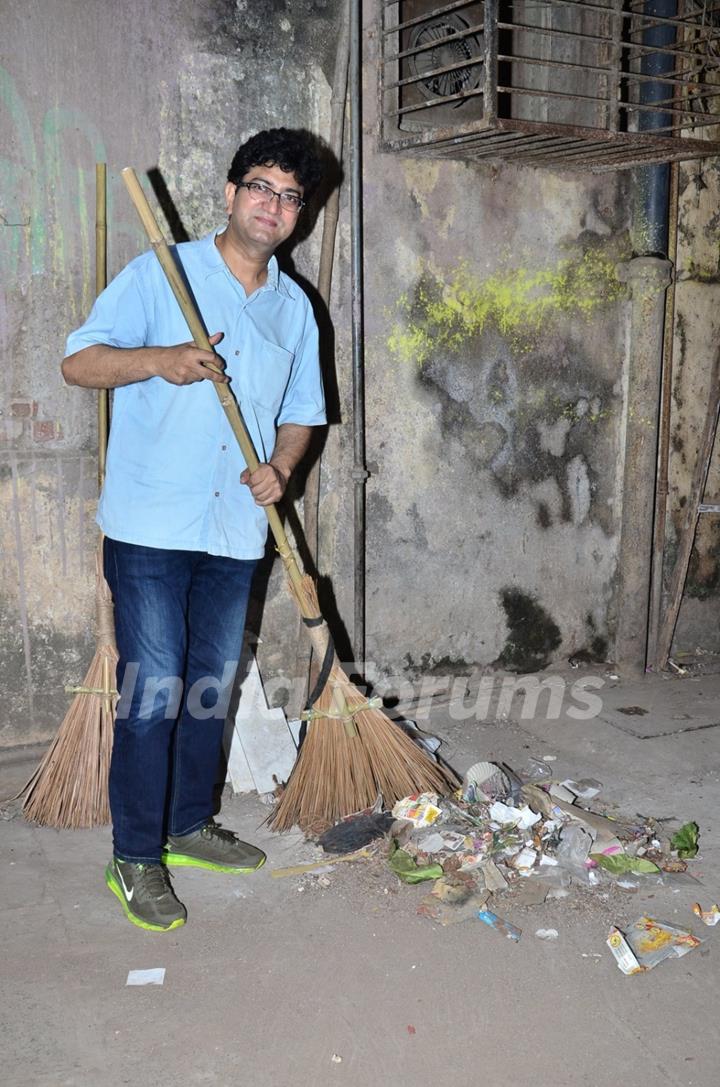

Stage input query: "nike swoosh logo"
[{"left": 117, "top": 867, "right": 134, "bottom": 901}]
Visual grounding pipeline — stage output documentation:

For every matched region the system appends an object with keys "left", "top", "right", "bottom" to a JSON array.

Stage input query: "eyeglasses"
[{"left": 237, "top": 180, "right": 305, "bottom": 213}]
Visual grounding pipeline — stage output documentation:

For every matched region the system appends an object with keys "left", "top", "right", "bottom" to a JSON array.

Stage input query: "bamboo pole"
[
  {"left": 304, "top": 1, "right": 350, "bottom": 559},
  {"left": 18, "top": 162, "right": 117, "bottom": 826},
  {"left": 96, "top": 163, "right": 109, "bottom": 490},
  {"left": 294, "top": 1, "right": 351, "bottom": 709},
  {"left": 95, "top": 162, "right": 114, "bottom": 724}
]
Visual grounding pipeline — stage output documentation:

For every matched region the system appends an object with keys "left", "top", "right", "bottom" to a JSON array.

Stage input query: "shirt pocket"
[{"left": 243, "top": 337, "right": 294, "bottom": 419}]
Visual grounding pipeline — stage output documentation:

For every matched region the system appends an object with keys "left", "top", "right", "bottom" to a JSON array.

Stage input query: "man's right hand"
[
  {"left": 153, "top": 332, "right": 228, "bottom": 385},
  {"left": 62, "top": 333, "right": 229, "bottom": 390}
]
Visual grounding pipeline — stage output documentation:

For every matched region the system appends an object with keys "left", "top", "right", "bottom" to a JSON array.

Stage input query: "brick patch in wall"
[
  {"left": 32, "top": 420, "right": 59, "bottom": 442},
  {"left": 10, "top": 400, "right": 39, "bottom": 418}
]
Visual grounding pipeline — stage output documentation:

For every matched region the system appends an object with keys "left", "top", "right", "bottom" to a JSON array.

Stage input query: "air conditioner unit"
[{"left": 397, "top": 1, "right": 485, "bottom": 131}]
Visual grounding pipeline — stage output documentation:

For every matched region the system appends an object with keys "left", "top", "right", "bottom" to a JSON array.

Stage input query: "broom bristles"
[
  {"left": 269, "top": 576, "right": 459, "bottom": 832},
  {"left": 19, "top": 542, "right": 118, "bottom": 829},
  {"left": 19, "top": 642, "right": 117, "bottom": 828}
]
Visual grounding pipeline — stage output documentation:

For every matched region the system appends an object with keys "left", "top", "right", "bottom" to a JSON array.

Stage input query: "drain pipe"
[
  {"left": 630, "top": 0, "right": 675, "bottom": 257},
  {"left": 350, "top": 0, "right": 368, "bottom": 664},
  {"left": 615, "top": 0, "right": 675, "bottom": 673},
  {"left": 648, "top": 163, "right": 679, "bottom": 669}
]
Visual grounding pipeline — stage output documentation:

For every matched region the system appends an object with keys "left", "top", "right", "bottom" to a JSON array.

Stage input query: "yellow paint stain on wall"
[{"left": 389, "top": 248, "right": 624, "bottom": 365}]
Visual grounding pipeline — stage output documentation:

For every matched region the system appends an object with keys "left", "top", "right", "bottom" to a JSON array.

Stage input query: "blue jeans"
[{"left": 104, "top": 538, "right": 257, "bottom": 863}]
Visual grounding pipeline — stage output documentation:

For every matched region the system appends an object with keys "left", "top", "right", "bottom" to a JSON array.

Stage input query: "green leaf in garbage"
[
  {"left": 388, "top": 841, "right": 444, "bottom": 884},
  {"left": 590, "top": 852, "right": 660, "bottom": 875},
  {"left": 670, "top": 821, "right": 699, "bottom": 858}
]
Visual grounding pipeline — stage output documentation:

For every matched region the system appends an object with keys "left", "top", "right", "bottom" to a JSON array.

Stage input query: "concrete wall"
[
  {"left": 360, "top": 7, "right": 631, "bottom": 681},
  {"left": 668, "top": 158, "right": 720, "bottom": 655},
  {"left": 0, "top": 0, "right": 341, "bottom": 745},
  {"left": 1, "top": 0, "right": 717, "bottom": 747}
]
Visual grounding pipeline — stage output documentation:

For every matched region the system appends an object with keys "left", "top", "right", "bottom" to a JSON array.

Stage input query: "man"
[{"left": 63, "top": 129, "right": 326, "bottom": 931}]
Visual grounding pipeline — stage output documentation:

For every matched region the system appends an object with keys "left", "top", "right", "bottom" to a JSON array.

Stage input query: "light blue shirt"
[{"left": 66, "top": 228, "right": 326, "bottom": 560}]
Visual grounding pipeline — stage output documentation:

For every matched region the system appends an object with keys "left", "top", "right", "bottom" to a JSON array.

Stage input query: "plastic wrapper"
[
  {"left": 518, "top": 756, "right": 552, "bottom": 783},
  {"left": 607, "top": 916, "right": 702, "bottom": 975},
  {"left": 392, "top": 793, "right": 441, "bottom": 828},
  {"left": 692, "top": 902, "right": 720, "bottom": 926},
  {"left": 555, "top": 824, "right": 593, "bottom": 868}
]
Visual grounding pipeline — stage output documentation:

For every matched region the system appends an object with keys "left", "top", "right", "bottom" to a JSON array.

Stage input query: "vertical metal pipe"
[
  {"left": 302, "top": 3, "right": 351, "bottom": 559},
  {"left": 631, "top": 1, "right": 676, "bottom": 255},
  {"left": 483, "top": 0, "right": 498, "bottom": 126},
  {"left": 606, "top": 0, "right": 624, "bottom": 133},
  {"left": 648, "top": 160, "right": 679, "bottom": 668},
  {"left": 616, "top": 1, "right": 676, "bottom": 672},
  {"left": 350, "top": 0, "right": 368, "bottom": 664}
]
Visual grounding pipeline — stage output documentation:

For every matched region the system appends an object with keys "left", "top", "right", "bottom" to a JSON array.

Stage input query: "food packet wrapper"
[
  {"left": 607, "top": 915, "right": 702, "bottom": 975},
  {"left": 692, "top": 902, "right": 720, "bottom": 926},
  {"left": 392, "top": 793, "right": 441, "bottom": 828}
]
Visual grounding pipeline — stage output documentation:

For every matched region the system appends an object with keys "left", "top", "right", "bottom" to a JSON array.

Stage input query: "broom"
[
  {"left": 20, "top": 164, "right": 117, "bottom": 828},
  {"left": 122, "top": 168, "right": 459, "bottom": 831}
]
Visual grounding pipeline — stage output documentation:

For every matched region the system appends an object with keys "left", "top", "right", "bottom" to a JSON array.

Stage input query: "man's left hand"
[{"left": 240, "top": 463, "right": 289, "bottom": 506}]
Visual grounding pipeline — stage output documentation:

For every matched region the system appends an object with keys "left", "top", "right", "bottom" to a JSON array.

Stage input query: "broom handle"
[
  {"left": 121, "top": 167, "right": 317, "bottom": 621},
  {"left": 96, "top": 163, "right": 109, "bottom": 488}
]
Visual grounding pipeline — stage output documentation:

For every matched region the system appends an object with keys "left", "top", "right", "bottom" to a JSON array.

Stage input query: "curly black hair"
[{"left": 227, "top": 128, "right": 324, "bottom": 195}]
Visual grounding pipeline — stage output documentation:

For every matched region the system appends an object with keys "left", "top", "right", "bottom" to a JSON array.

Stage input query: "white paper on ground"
[
  {"left": 225, "top": 654, "right": 298, "bottom": 794},
  {"left": 287, "top": 718, "right": 302, "bottom": 745},
  {"left": 224, "top": 717, "right": 255, "bottom": 794},
  {"left": 488, "top": 801, "right": 541, "bottom": 830},
  {"left": 126, "top": 968, "right": 165, "bottom": 986}
]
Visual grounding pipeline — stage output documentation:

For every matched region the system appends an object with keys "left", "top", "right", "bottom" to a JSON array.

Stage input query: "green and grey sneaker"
[
  {"left": 162, "top": 820, "right": 266, "bottom": 873},
  {"left": 105, "top": 858, "right": 187, "bottom": 932}
]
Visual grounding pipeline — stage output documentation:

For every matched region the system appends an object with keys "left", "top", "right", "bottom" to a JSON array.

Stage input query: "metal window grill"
[{"left": 380, "top": 0, "right": 720, "bottom": 169}]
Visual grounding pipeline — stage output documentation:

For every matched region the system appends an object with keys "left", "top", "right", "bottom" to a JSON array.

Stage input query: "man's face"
[{"left": 224, "top": 163, "right": 304, "bottom": 254}]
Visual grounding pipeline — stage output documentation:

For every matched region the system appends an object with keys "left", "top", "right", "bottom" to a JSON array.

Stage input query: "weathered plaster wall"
[
  {"left": 359, "top": 10, "right": 631, "bottom": 678},
  {"left": 0, "top": 0, "right": 343, "bottom": 745},
  {"left": 3, "top": 0, "right": 718, "bottom": 748},
  {"left": 668, "top": 158, "right": 720, "bottom": 654}
]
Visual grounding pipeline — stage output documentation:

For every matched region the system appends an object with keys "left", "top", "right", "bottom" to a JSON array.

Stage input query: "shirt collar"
[{"left": 198, "top": 227, "right": 291, "bottom": 298}]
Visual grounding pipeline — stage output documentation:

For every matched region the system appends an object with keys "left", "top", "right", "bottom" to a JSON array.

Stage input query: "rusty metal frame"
[{"left": 380, "top": 0, "right": 720, "bottom": 169}]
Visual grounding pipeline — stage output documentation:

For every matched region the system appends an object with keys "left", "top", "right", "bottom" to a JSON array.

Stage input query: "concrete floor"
[{"left": 2, "top": 663, "right": 720, "bottom": 1087}]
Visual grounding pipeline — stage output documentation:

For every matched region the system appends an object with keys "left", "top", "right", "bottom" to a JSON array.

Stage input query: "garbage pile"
[
  {"left": 317, "top": 755, "right": 711, "bottom": 969},
  {"left": 384, "top": 759, "right": 700, "bottom": 902}
]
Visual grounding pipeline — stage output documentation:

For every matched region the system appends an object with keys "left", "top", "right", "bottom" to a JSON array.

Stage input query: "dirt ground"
[{"left": 2, "top": 663, "right": 719, "bottom": 1087}]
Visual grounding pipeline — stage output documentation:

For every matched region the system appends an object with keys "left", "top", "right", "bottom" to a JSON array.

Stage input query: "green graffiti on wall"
[
  {"left": 0, "top": 65, "right": 114, "bottom": 322},
  {"left": 388, "top": 247, "right": 624, "bottom": 366}
]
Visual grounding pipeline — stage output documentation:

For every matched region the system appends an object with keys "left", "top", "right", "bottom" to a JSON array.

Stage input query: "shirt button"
[
  {"left": 221, "top": 444, "right": 227, "bottom": 451},
  {"left": 234, "top": 350, "right": 240, "bottom": 356},
  {"left": 214, "top": 491, "right": 220, "bottom": 497}
]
